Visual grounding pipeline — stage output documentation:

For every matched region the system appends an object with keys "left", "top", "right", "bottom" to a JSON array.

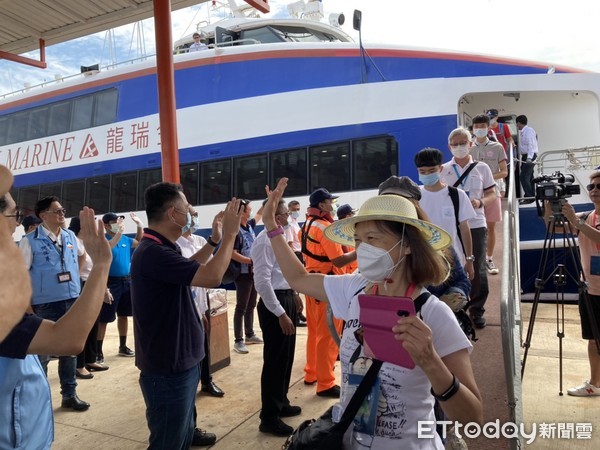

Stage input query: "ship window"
[
  {"left": 137, "top": 169, "right": 163, "bottom": 210},
  {"left": 240, "top": 26, "right": 284, "bottom": 44},
  {"left": 39, "top": 182, "right": 63, "bottom": 201},
  {"left": 352, "top": 136, "right": 398, "bottom": 190},
  {"left": 309, "top": 142, "right": 350, "bottom": 192},
  {"left": 94, "top": 89, "right": 118, "bottom": 126},
  {"left": 48, "top": 101, "right": 72, "bottom": 136},
  {"left": 234, "top": 154, "right": 268, "bottom": 200},
  {"left": 200, "top": 159, "right": 231, "bottom": 205},
  {"left": 28, "top": 107, "right": 49, "bottom": 140},
  {"left": 86, "top": 175, "right": 110, "bottom": 214},
  {"left": 18, "top": 186, "right": 41, "bottom": 215},
  {"left": 63, "top": 180, "right": 85, "bottom": 217},
  {"left": 72, "top": 95, "right": 94, "bottom": 131},
  {"left": 111, "top": 172, "right": 137, "bottom": 213},
  {"left": 0, "top": 116, "right": 8, "bottom": 146},
  {"left": 270, "top": 148, "right": 307, "bottom": 197},
  {"left": 180, "top": 163, "right": 199, "bottom": 205},
  {"left": 7, "top": 111, "right": 28, "bottom": 143}
]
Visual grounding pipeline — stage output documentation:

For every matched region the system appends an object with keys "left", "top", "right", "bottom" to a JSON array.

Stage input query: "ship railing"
[
  {"left": 535, "top": 146, "right": 600, "bottom": 179},
  {"left": 503, "top": 149, "right": 524, "bottom": 449}
]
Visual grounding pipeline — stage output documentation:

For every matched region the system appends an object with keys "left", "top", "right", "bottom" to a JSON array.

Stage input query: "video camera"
[{"left": 534, "top": 171, "right": 580, "bottom": 216}]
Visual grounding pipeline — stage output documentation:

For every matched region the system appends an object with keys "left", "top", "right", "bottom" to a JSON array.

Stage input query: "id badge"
[
  {"left": 57, "top": 272, "right": 72, "bottom": 283},
  {"left": 591, "top": 256, "right": 600, "bottom": 276}
]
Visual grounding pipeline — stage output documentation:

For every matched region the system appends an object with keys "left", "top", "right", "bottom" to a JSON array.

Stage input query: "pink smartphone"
[{"left": 358, "top": 294, "right": 416, "bottom": 369}]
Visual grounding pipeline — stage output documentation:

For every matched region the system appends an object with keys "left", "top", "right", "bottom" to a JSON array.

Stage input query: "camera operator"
[{"left": 543, "top": 171, "right": 600, "bottom": 396}]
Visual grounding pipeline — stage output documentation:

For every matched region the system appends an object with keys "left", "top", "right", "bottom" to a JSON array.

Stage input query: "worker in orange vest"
[{"left": 299, "top": 188, "right": 356, "bottom": 397}]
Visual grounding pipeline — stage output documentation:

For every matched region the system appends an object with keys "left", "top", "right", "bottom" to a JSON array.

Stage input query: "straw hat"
[{"left": 324, "top": 195, "right": 451, "bottom": 251}]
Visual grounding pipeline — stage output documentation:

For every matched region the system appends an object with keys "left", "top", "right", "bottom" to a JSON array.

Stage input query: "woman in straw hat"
[{"left": 262, "top": 178, "right": 482, "bottom": 449}]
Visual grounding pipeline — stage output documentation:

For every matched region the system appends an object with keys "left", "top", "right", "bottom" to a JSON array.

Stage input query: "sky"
[{"left": 1, "top": 0, "right": 600, "bottom": 95}]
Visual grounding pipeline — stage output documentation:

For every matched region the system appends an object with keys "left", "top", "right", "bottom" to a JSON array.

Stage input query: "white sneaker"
[
  {"left": 567, "top": 380, "right": 600, "bottom": 397},
  {"left": 245, "top": 335, "right": 264, "bottom": 344},
  {"left": 233, "top": 341, "right": 249, "bottom": 354},
  {"left": 486, "top": 259, "right": 499, "bottom": 275}
]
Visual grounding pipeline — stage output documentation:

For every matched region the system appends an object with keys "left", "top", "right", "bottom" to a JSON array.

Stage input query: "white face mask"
[
  {"left": 356, "top": 240, "right": 405, "bottom": 283},
  {"left": 110, "top": 223, "right": 120, "bottom": 234},
  {"left": 451, "top": 144, "right": 470, "bottom": 159},
  {"left": 473, "top": 128, "right": 488, "bottom": 138},
  {"left": 290, "top": 211, "right": 300, "bottom": 220}
]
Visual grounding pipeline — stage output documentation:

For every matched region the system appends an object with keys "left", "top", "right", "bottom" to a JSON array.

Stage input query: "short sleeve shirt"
[
  {"left": 131, "top": 229, "right": 204, "bottom": 375},
  {"left": 0, "top": 314, "right": 43, "bottom": 359},
  {"left": 107, "top": 234, "right": 134, "bottom": 277}
]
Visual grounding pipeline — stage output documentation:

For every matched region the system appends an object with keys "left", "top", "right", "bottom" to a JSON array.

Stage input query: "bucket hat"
[{"left": 324, "top": 195, "right": 451, "bottom": 251}]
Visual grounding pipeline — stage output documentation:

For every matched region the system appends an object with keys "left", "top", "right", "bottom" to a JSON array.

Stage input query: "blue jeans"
[
  {"left": 139, "top": 364, "right": 201, "bottom": 450},
  {"left": 32, "top": 298, "right": 78, "bottom": 399}
]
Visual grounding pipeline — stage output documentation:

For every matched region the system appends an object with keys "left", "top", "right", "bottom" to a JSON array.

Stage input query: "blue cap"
[{"left": 309, "top": 188, "right": 338, "bottom": 207}]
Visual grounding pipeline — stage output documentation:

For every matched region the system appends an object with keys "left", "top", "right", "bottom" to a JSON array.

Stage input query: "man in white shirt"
[
  {"left": 188, "top": 33, "right": 208, "bottom": 52},
  {"left": 413, "top": 148, "right": 476, "bottom": 280},
  {"left": 176, "top": 205, "right": 222, "bottom": 447},
  {"left": 516, "top": 114, "right": 538, "bottom": 202},
  {"left": 440, "top": 128, "right": 496, "bottom": 329},
  {"left": 251, "top": 199, "right": 303, "bottom": 437}
]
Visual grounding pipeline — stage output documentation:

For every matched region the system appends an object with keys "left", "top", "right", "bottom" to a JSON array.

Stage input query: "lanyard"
[
  {"left": 452, "top": 164, "right": 467, "bottom": 189},
  {"left": 142, "top": 232, "right": 163, "bottom": 244}
]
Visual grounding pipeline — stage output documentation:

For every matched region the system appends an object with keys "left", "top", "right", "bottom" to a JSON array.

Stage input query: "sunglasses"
[
  {"left": 45, "top": 208, "right": 67, "bottom": 215},
  {"left": 586, "top": 183, "right": 600, "bottom": 192}
]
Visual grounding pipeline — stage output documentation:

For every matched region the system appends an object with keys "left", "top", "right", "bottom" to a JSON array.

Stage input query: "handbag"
[{"left": 282, "top": 359, "right": 383, "bottom": 450}]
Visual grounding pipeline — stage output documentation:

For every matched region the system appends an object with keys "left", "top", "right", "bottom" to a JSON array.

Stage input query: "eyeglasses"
[
  {"left": 586, "top": 183, "right": 600, "bottom": 192},
  {"left": 449, "top": 142, "right": 469, "bottom": 148},
  {"left": 276, "top": 211, "right": 290, "bottom": 217},
  {"left": 4, "top": 209, "right": 23, "bottom": 224},
  {"left": 45, "top": 208, "right": 67, "bottom": 215}
]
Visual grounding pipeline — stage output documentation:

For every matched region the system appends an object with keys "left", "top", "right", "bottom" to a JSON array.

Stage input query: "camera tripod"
[{"left": 521, "top": 211, "right": 600, "bottom": 395}]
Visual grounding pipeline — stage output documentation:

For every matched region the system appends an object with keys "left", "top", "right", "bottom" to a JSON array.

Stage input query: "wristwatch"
[
  {"left": 577, "top": 217, "right": 587, "bottom": 229},
  {"left": 465, "top": 255, "right": 475, "bottom": 262},
  {"left": 267, "top": 226, "right": 285, "bottom": 239}
]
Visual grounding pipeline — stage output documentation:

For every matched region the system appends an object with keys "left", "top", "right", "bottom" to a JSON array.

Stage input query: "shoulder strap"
[
  {"left": 335, "top": 359, "right": 383, "bottom": 431},
  {"left": 300, "top": 216, "right": 331, "bottom": 263},
  {"left": 447, "top": 186, "right": 466, "bottom": 255},
  {"left": 413, "top": 291, "right": 431, "bottom": 316},
  {"left": 452, "top": 162, "right": 479, "bottom": 188}
]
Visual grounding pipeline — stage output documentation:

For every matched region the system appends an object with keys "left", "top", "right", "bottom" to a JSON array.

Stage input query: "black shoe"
[
  {"left": 280, "top": 405, "right": 302, "bottom": 417},
  {"left": 317, "top": 385, "right": 340, "bottom": 398},
  {"left": 76, "top": 369, "right": 94, "bottom": 380},
  {"left": 519, "top": 198, "right": 535, "bottom": 205},
  {"left": 471, "top": 314, "right": 487, "bottom": 329},
  {"left": 259, "top": 418, "right": 293, "bottom": 437},
  {"left": 201, "top": 381, "right": 224, "bottom": 397},
  {"left": 296, "top": 319, "right": 307, "bottom": 327},
  {"left": 192, "top": 428, "right": 217, "bottom": 447},
  {"left": 303, "top": 379, "right": 317, "bottom": 386},
  {"left": 118, "top": 345, "right": 135, "bottom": 357},
  {"left": 61, "top": 395, "right": 90, "bottom": 411}
]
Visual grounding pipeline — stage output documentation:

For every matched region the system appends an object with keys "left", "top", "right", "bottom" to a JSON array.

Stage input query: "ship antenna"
[{"left": 353, "top": 9, "right": 386, "bottom": 83}]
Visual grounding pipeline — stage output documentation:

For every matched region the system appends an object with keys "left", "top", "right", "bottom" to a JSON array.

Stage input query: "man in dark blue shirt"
[{"left": 131, "top": 182, "right": 241, "bottom": 449}]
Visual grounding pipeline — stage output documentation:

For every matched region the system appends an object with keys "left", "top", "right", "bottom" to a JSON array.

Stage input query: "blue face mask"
[
  {"left": 189, "top": 217, "right": 199, "bottom": 234},
  {"left": 181, "top": 212, "right": 192, "bottom": 234},
  {"left": 418, "top": 172, "right": 440, "bottom": 186}
]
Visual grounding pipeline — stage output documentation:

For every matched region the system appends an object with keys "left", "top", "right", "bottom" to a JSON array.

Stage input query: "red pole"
[{"left": 153, "top": 0, "right": 180, "bottom": 183}]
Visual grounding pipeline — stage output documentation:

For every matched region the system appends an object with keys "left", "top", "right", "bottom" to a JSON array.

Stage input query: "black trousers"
[
  {"left": 200, "top": 295, "right": 212, "bottom": 386},
  {"left": 258, "top": 290, "right": 298, "bottom": 421}
]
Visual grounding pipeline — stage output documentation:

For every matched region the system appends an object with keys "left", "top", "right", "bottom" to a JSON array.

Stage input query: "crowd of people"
[{"left": 4, "top": 108, "right": 598, "bottom": 450}]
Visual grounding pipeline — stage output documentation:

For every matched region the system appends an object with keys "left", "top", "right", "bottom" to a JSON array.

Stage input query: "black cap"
[
  {"left": 22, "top": 215, "right": 42, "bottom": 230},
  {"left": 337, "top": 204, "right": 357, "bottom": 220},
  {"left": 486, "top": 109, "right": 499, "bottom": 118},
  {"left": 102, "top": 212, "right": 125, "bottom": 224},
  {"left": 309, "top": 188, "right": 338, "bottom": 207},
  {"left": 378, "top": 176, "right": 421, "bottom": 200}
]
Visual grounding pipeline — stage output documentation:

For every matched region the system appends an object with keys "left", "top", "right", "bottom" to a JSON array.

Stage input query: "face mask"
[
  {"left": 490, "top": 118, "right": 498, "bottom": 126},
  {"left": 357, "top": 240, "right": 405, "bottom": 283},
  {"left": 290, "top": 211, "right": 300, "bottom": 220},
  {"left": 330, "top": 202, "right": 338, "bottom": 213},
  {"left": 110, "top": 224, "right": 120, "bottom": 234},
  {"left": 418, "top": 172, "right": 440, "bottom": 186},
  {"left": 173, "top": 211, "right": 192, "bottom": 234},
  {"left": 451, "top": 144, "right": 470, "bottom": 159},
  {"left": 473, "top": 128, "right": 488, "bottom": 138},
  {"left": 190, "top": 217, "right": 199, "bottom": 234}
]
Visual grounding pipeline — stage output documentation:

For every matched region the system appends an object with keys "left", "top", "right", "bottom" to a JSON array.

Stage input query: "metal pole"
[{"left": 153, "top": 0, "right": 180, "bottom": 183}]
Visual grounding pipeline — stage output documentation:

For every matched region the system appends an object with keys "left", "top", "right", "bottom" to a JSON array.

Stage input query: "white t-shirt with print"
[
  {"left": 419, "top": 186, "right": 476, "bottom": 264},
  {"left": 324, "top": 273, "right": 472, "bottom": 450}
]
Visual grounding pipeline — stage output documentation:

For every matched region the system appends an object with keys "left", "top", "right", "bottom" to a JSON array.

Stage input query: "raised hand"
[
  {"left": 262, "top": 178, "right": 288, "bottom": 230},
  {"left": 79, "top": 207, "right": 112, "bottom": 267},
  {"left": 130, "top": 212, "right": 144, "bottom": 227},
  {"left": 211, "top": 211, "right": 224, "bottom": 242},
  {"left": 221, "top": 198, "right": 242, "bottom": 238}
]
